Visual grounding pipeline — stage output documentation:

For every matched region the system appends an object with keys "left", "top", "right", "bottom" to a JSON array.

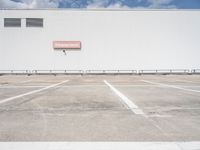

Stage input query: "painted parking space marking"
[
  {"left": 1, "top": 84, "right": 200, "bottom": 89},
  {"left": 0, "top": 80, "right": 69, "bottom": 104},
  {"left": 104, "top": 80, "right": 144, "bottom": 115},
  {"left": 141, "top": 80, "right": 200, "bottom": 93}
]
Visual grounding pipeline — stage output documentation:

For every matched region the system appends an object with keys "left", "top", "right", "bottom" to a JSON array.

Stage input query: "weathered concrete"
[{"left": 0, "top": 75, "right": 200, "bottom": 141}]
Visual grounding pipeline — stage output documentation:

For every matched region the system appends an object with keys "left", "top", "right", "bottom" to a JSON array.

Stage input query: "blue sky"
[{"left": 0, "top": 0, "right": 200, "bottom": 9}]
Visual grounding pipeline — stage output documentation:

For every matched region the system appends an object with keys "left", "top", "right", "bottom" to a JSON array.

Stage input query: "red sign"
[{"left": 53, "top": 41, "right": 81, "bottom": 49}]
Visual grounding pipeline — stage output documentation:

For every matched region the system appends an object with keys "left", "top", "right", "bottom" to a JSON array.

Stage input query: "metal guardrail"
[
  {"left": 0, "top": 70, "right": 83, "bottom": 75},
  {"left": 85, "top": 70, "right": 137, "bottom": 74},
  {"left": 32, "top": 70, "right": 83, "bottom": 74},
  {"left": 0, "top": 69, "right": 200, "bottom": 75},
  {"left": 191, "top": 69, "right": 200, "bottom": 74},
  {"left": 0, "top": 70, "right": 31, "bottom": 74},
  {"left": 138, "top": 69, "right": 190, "bottom": 74}
]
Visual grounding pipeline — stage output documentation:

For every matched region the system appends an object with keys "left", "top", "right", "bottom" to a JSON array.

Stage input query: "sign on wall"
[{"left": 53, "top": 41, "right": 81, "bottom": 50}]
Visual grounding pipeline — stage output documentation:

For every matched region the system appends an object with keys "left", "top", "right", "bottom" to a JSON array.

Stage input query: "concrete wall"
[{"left": 0, "top": 10, "right": 200, "bottom": 70}]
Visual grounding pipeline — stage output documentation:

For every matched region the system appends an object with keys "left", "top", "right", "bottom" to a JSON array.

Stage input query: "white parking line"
[
  {"left": 141, "top": 80, "right": 200, "bottom": 93},
  {"left": 104, "top": 80, "right": 144, "bottom": 115},
  {"left": 0, "top": 80, "right": 69, "bottom": 104},
  {"left": 1, "top": 84, "right": 200, "bottom": 89}
]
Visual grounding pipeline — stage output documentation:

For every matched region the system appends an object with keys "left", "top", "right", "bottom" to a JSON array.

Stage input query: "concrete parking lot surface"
[{"left": 0, "top": 75, "right": 200, "bottom": 141}]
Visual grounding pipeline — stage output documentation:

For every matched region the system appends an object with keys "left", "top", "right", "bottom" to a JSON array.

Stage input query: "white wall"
[{"left": 0, "top": 10, "right": 200, "bottom": 70}]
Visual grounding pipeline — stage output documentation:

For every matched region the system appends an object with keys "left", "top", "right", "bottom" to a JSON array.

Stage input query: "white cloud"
[
  {"left": 0, "top": 0, "right": 27, "bottom": 8},
  {"left": 107, "top": 3, "right": 130, "bottom": 9},
  {"left": 27, "top": 0, "right": 59, "bottom": 8},
  {"left": 87, "top": 0, "right": 176, "bottom": 9},
  {"left": 87, "top": 0, "right": 129, "bottom": 9},
  {"left": 87, "top": 0, "right": 109, "bottom": 8},
  {"left": 0, "top": 0, "right": 59, "bottom": 8},
  {"left": 0, "top": 0, "right": 177, "bottom": 9}
]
